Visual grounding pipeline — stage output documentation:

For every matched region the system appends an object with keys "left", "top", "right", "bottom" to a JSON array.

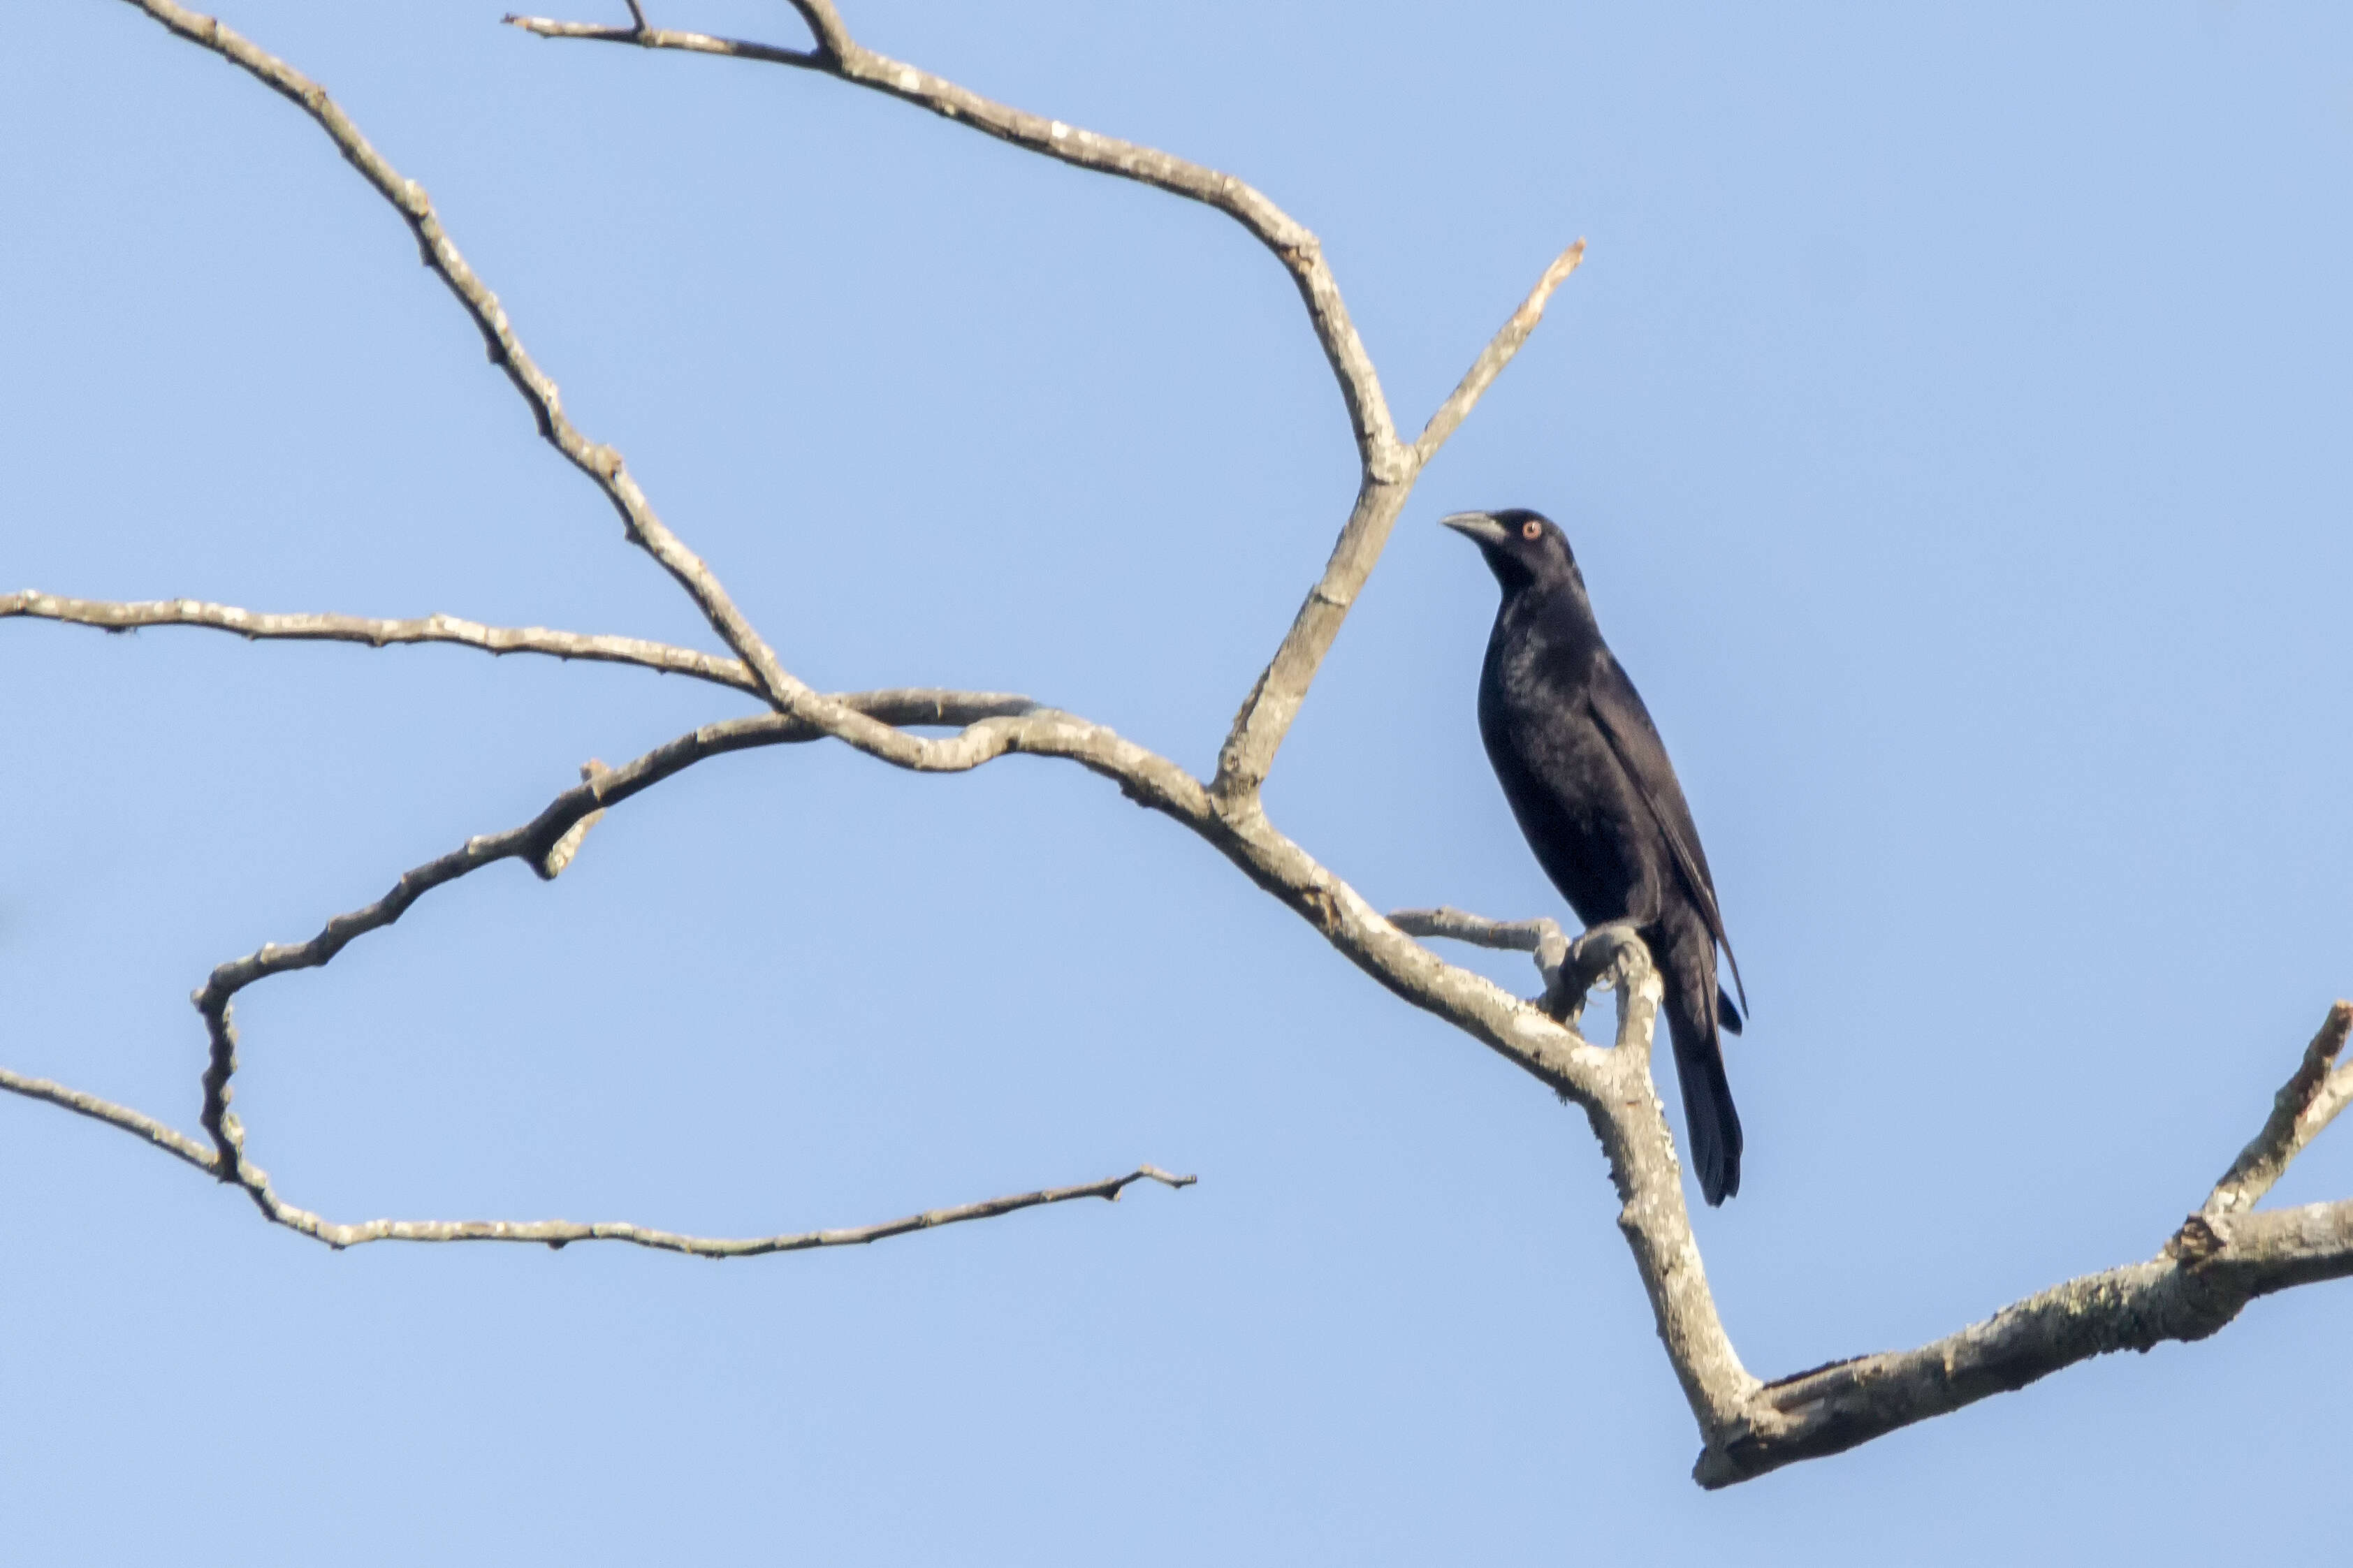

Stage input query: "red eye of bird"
[{"left": 1521, "top": 519, "right": 1542, "bottom": 540}]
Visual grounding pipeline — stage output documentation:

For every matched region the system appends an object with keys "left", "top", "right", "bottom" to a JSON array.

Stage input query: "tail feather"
[{"left": 1663, "top": 972, "right": 1744, "bottom": 1206}]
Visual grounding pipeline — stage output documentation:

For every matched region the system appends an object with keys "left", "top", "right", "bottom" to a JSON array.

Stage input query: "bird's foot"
[{"left": 1539, "top": 921, "right": 1647, "bottom": 1025}]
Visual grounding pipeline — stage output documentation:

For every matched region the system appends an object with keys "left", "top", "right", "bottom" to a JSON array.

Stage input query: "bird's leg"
[
  {"left": 1540, "top": 920, "right": 1647, "bottom": 1027},
  {"left": 1533, "top": 923, "right": 1576, "bottom": 1022}
]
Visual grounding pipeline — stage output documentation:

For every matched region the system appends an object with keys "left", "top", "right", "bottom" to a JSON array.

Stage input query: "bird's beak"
[{"left": 1440, "top": 511, "right": 1509, "bottom": 547}]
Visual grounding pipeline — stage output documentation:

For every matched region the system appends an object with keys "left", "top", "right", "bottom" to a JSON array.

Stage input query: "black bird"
[{"left": 1443, "top": 508, "right": 1749, "bottom": 1205}]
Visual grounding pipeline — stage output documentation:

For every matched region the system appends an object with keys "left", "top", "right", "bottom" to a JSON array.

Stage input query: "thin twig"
[
  {"left": 497, "top": 15, "right": 817, "bottom": 66},
  {"left": 1415, "top": 240, "right": 1587, "bottom": 461},
  {"left": 1388, "top": 906, "right": 1564, "bottom": 953},
  {"left": 1390, "top": 904, "right": 1571, "bottom": 1008},
  {"left": 3, "top": 589, "right": 759, "bottom": 694},
  {"left": 0, "top": 1067, "right": 219, "bottom": 1174},
  {"left": 0, "top": 1059, "right": 1190, "bottom": 1256},
  {"left": 2203, "top": 999, "right": 2353, "bottom": 1216},
  {"left": 277, "top": 1165, "right": 1198, "bottom": 1257}
]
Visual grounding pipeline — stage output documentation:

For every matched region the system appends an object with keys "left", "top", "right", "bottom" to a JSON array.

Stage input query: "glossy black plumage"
[{"left": 1443, "top": 508, "right": 1749, "bottom": 1205}]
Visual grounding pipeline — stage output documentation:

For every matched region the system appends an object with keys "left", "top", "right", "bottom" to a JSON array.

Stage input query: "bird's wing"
[{"left": 1583, "top": 662, "right": 1748, "bottom": 1015}]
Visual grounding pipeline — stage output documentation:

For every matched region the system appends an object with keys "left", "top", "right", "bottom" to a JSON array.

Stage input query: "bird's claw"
[
  {"left": 1570, "top": 921, "right": 1647, "bottom": 976},
  {"left": 1540, "top": 921, "right": 1647, "bottom": 1023}
]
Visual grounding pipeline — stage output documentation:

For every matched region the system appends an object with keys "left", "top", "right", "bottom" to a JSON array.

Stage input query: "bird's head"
[{"left": 1440, "top": 508, "right": 1583, "bottom": 596}]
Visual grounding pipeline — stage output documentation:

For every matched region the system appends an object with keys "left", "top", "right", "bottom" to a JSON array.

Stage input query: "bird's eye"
[{"left": 1521, "top": 520, "right": 1543, "bottom": 541}]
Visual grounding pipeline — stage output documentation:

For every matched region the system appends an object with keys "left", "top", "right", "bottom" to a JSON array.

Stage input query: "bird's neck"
[{"left": 1501, "top": 578, "right": 1603, "bottom": 655}]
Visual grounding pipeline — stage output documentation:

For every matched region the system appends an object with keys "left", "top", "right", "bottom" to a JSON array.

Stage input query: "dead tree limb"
[
  {"left": 1695, "top": 1001, "right": 2353, "bottom": 1486},
  {"left": 1, "top": 589, "right": 762, "bottom": 694}
]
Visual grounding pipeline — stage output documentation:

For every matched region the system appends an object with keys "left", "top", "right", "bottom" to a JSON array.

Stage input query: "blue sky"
[{"left": 4, "top": 1, "right": 2351, "bottom": 1562}]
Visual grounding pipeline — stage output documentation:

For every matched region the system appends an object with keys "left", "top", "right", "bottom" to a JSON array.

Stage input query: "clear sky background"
[{"left": 5, "top": 1, "right": 2351, "bottom": 1562}]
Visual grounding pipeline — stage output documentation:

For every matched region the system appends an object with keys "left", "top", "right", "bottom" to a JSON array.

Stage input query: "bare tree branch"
[
  {"left": 1686, "top": 998, "right": 2353, "bottom": 1485},
  {"left": 1387, "top": 906, "right": 1566, "bottom": 955},
  {"left": 2204, "top": 999, "right": 2353, "bottom": 1217},
  {"left": 103, "top": 687, "right": 1213, "bottom": 1251},
  {"left": 267, "top": 1163, "right": 1200, "bottom": 1257},
  {"left": 502, "top": 6, "right": 1401, "bottom": 467},
  {"left": 1413, "top": 240, "right": 1587, "bottom": 462},
  {"left": 3, "top": 589, "right": 759, "bottom": 694},
  {"left": 495, "top": 16, "right": 820, "bottom": 66},
  {"left": 536, "top": 757, "right": 613, "bottom": 879},
  {"left": 191, "top": 695, "right": 1038, "bottom": 1030},
  {"left": 780, "top": 0, "right": 854, "bottom": 66},
  {"left": 0, "top": 1054, "right": 1192, "bottom": 1256},
  {"left": 0, "top": 684, "right": 1190, "bottom": 1254},
  {"left": 1707, "top": 1183, "right": 2353, "bottom": 1488},
  {"left": 1391, "top": 904, "right": 1572, "bottom": 1012},
  {"left": 0, "top": 1067, "right": 219, "bottom": 1175},
  {"left": 500, "top": 5, "right": 1583, "bottom": 805},
  {"left": 1565, "top": 937, "right": 1760, "bottom": 1435}
]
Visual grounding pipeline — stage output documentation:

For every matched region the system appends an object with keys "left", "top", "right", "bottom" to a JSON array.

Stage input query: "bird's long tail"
[{"left": 1661, "top": 955, "right": 1744, "bottom": 1207}]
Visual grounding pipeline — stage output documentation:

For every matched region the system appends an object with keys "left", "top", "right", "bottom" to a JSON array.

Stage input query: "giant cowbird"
[{"left": 1443, "top": 508, "right": 1749, "bottom": 1205}]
